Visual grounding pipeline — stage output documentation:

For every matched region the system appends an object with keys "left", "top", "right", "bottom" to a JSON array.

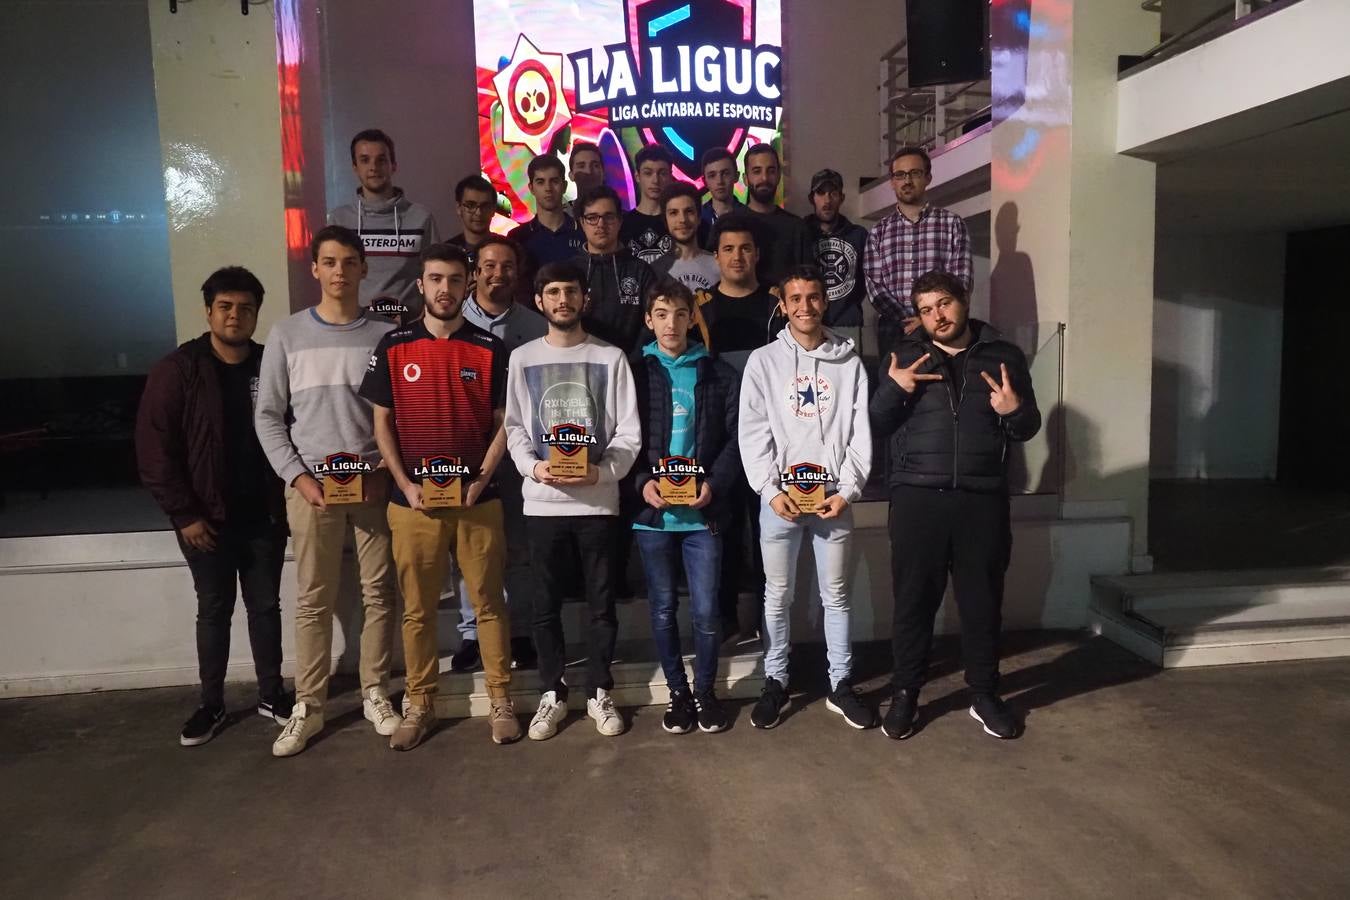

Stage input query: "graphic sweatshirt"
[
  {"left": 328, "top": 188, "right": 440, "bottom": 308},
  {"left": 738, "top": 326, "right": 872, "bottom": 503},
  {"left": 504, "top": 333, "right": 641, "bottom": 517}
]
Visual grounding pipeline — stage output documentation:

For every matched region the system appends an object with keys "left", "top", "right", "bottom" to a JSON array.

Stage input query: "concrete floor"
[{"left": 2, "top": 634, "right": 1348, "bottom": 899}]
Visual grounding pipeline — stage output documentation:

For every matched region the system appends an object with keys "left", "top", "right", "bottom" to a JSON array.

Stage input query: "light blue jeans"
[{"left": 758, "top": 500, "right": 854, "bottom": 691}]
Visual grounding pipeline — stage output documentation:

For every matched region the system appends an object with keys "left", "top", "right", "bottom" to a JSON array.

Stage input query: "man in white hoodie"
[
  {"left": 505, "top": 261, "right": 641, "bottom": 740},
  {"left": 738, "top": 264, "right": 876, "bottom": 731},
  {"left": 327, "top": 129, "right": 440, "bottom": 313}
]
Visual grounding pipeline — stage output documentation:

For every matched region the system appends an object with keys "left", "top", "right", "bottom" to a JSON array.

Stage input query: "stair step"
[
  {"left": 1094, "top": 567, "right": 1350, "bottom": 612},
  {"left": 431, "top": 639, "right": 765, "bottom": 718}
]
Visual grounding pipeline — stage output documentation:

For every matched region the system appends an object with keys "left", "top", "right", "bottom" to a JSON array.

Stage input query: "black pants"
[
  {"left": 177, "top": 518, "right": 288, "bottom": 709},
  {"left": 526, "top": 515, "right": 618, "bottom": 700},
  {"left": 717, "top": 476, "right": 764, "bottom": 630},
  {"left": 889, "top": 485, "right": 1011, "bottom": 695}
]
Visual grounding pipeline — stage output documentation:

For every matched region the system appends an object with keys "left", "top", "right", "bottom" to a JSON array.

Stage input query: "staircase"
[{"left": 1090, "top": 567, "right": 1350, "bottom": 667}]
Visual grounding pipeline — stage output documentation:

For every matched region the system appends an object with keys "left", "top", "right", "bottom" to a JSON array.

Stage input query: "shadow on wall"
[{"left": 990, "top": 202, "right": 1041, "bottom": 352}]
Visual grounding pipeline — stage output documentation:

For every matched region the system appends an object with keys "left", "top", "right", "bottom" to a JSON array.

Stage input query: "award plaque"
[
  {"left": 653, "top": 455, "right": 705, "bottom": 505},
  {"left": 781, "top": 462, "right": 833, "bottom": 515},
  {"left": 317, "top": 452, "right": 371, "bottom": 504},
  {"left": 415, "top": 455, "right": 473, "bottom": 509},
  {"left": 542, "top": 423, "right": 596, "bottom": 478}
]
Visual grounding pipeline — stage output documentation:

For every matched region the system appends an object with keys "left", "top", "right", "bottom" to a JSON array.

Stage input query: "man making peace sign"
[{"left": 869, "top": 269, "right": 1041, "bottom": 742}]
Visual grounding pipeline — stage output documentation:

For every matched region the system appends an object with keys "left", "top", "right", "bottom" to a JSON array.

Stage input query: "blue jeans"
[
  {"left": 634, "top": 528, "right": 723, "bottom": 694},
  {"left": 759, "top": 501, "right": 854, "bottom": 691}
]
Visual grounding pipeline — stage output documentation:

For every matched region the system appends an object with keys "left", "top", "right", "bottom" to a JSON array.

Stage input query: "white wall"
[{"left": 1151, "top": 232, "right": 1285, "bottom": 479}]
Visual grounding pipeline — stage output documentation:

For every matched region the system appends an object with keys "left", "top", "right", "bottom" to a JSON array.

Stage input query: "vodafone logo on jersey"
[{"left": 403, "top": 363, "right": 422, "bottom": 383}]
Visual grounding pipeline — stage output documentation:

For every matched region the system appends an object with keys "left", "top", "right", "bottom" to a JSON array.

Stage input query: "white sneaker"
[
  {"left": 363, "top": 687, "right": 402, "bottom": 737},
  {"left": 528, "top": 690, "right": 568, "bottom": 741},
  {"left": 587, "top": 688, "right": 624, "bottom": 737},
  {"left": 272, "top": 702, "right": 323, "bottom": 758}
]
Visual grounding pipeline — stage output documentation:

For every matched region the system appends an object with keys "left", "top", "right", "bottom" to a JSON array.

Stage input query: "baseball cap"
[{"left": 809, "top": 168, "right": 843, "bottom": 194}]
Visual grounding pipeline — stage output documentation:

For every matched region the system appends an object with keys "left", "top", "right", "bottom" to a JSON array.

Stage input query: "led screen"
[{"left": 473, "top": 0, "right": 784, "bottom": 229}]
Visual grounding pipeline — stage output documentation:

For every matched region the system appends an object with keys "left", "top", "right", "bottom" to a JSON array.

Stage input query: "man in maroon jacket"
[{"left": 135, "top": 266, "right": 290, "bottom": 748}]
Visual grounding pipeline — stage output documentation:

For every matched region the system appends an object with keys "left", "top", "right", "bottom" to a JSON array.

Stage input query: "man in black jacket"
[
  {"left": 135, "top": 266, "right": 290, "bottom": 747},
  {"left": 631, "top": 279, "right": 741, "bottom": 735},
  {"left": 574, "top": 183, "right": 657, "bottom": 353},
  {"left": 870, "top": 269, "right": 1040, "bottom": 741}
]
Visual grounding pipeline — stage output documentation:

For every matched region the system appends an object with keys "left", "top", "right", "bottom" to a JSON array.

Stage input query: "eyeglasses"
[
  {"left": 581, "top": 213, "right": 619, "bottom": 226},
  {"left": 459, "top": 201, "right": 494, "bottom": 214},
  {"left": 890, "top": 169, "right": 928, "bottom": 182}
]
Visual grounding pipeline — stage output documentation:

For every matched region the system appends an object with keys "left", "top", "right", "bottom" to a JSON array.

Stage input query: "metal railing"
[
  {"left": 878, "top": 39, "right": 991, "bottom": 168},
  {"left": 1128, "top": 0, "right": 1300, "bottom": 72}
]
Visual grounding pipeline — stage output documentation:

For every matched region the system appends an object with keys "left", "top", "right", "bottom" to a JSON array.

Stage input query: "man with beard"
[
  {"left": 620, "top": 145, "right": 675, "bottom": 264},
  {"left": 136, "top": 266, "right": 290, "bottom": 747},
  {"left": 804, "top": 169, "right": 869, "bottom": 339},
  {"left": 697, "top": 147, "right": 746, "bottom": 250},
  {"left": 328, "top": 129, "right": 440, "bottom": 311},
  {"left": 360, "top": 242, "right": 521, "bottom": 750},
  {"left": 573, "top": 184, "right": 657, "bottom": 353},
  {"left": 453, "top": 235, "right": 546, "bottom": 672},
  {"left": 870, "top": 270, "right": 1039, "bottom": 742},
  {"left": 743, "top": 143, "right": 812, "bottom": 288},
  {"left": 863, "top": 146, "right": 973, "bottom": 359},
  {"left": 651, "top": 181, "right": 720, "bottom": 295},
  {"left": 508, "top": 154, "right": 586, "bottom": 269},
  {"left": 505, "top": 261, "right": 641, "bottom": 740}
]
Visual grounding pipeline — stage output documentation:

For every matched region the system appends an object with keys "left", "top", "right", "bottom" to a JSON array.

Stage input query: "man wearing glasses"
[
  {"left": 573, "top": 184, "right": 657, "bottom": 353},
  {"left": 449, "top": 175, "right": 500, "bottom": 278},
  {"left": 863, "top": 147, "right": 972, "bottom": 359}
]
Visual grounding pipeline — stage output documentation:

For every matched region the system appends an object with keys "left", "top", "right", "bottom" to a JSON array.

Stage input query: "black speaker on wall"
[{"left": 906, "top": 0, "right": 989, "bottom": 87}]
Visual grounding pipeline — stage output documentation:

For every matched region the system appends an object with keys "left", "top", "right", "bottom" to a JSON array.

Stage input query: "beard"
[
  {"left": 749, "top": 181, "right": 776, "bottom": 204},
  {"left": 542, "top": 308, "right": 582, "bottom": 330},
  {"left": 928, "top": 317, "right": 969, "bottom": 344},
  {"left": 425, "top": 296, "right": 463, "bottom": 322}
]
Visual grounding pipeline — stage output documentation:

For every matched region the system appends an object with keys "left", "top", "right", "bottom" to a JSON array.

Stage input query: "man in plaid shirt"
[{"left": 864, "top": 146, "right": 973, "bottom": 358}]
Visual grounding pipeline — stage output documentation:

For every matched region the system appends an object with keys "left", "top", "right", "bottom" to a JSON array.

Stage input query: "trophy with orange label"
[
  {"left": 541, "top": 423, "right": 597, "bottom": 478},
  {"left": 414, "top": 455, "right": 473, "bottom": 508},
  {"left": 780, "top": 462, "right": 834, "bottom": 515},
  {"left": 652, "top": 455, "right": 706, "bottom": 505},
  {"left": 315, "top": 452, "right": 372, "bottom": 504}
]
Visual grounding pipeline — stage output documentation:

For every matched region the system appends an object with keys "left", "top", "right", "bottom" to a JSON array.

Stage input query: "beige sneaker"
[
  {"left": 390, "top": 703, "right": 434, "bottom": 751},
  {"left": 272, "top": 702, "right": 323, "bottom": 758},
  {"left": 363, "top": 687, "right": 403, "bottom": 737},
  {"left": 489, "top": 697, "right": 522, "bottom": 745}
]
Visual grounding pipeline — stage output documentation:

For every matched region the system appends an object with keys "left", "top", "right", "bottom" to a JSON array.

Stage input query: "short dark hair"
[
  {"left": 527, "top": 153, "right": 566, "bottom": 182},
  {"left": 570, "top": 141, "right": 602, "bottom": 165},
  {"left": 634, "top": 144, "right": 674, "bottom": 170},
  {"left": 745, "top": 142, "right": 779, "bottom": 166},
  {"left": 889, "top": 145, "right": 932, "bottom": 175},
  {"left": 455, "top": 174, "right": 496, "bottom": 202},
  {"left": 350, "top": 129, "right": 395, "bottom": 165},
  {"left": 645, "top": 277, "right": 696, "bottom": 314},
  {"left": 201, "top": 266, "right": 264, "bottom": 308},
  {"left": 700, "top": 147, "right": 736, "bottom": 172},
  {"left": 910, "top": 269, "right": 968, "bottom": 305},
  {"left": 778, "top": 264, "right": 827, "bottom": 298},
  {"left": 534, "top": 261, "right": 588, "bottom": 295},
  {"left": 310, "top": 224, "right": 365, "bottom": 264},
  {"left": 577, "top": 183, "right": 621, "bottom": 216},
  {"left": 420, "top": 242, "right": 471, "bottom": 277},
  {"left": 473, "top": 234, "right": 520, "bottom": 267},
  {"left": 659, "top": 181, "right": 701, "bottom": 213},
  {"left": 710, "top": 213, "right": 758, "bottom": 250}
]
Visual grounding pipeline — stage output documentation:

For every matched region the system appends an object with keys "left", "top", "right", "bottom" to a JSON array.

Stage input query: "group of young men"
[{"left": 134, "top": 126, "right": 1039, "bottom": 757}]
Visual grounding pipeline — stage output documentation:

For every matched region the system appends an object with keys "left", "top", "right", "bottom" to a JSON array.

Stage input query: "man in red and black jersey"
[{"left": 359, "top": 243, "right": 521, "bottom": 749}]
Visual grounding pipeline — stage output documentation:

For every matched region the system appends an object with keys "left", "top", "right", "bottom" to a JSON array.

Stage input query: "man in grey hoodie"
[
  {"left": 327, "top": 129, "right": 440, "bottom": 312},
  {"left": 738, "top": 264, "right": 876, "bottom": 732}
]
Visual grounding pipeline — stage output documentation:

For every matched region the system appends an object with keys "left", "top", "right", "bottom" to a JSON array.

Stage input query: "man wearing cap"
[{"left": 805, "top": 168, "right": 869, "bottom": 346}]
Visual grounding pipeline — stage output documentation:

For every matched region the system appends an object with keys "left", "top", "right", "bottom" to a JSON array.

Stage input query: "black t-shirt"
[
  {"left": 701, "top": 283, "right": 781, "bottom": 365},
  {"left": 620, "top": 210, "right": 673, "bottom": 265},
  {"left": 214, "top": 355, "right": 270, "bottom": 524}
]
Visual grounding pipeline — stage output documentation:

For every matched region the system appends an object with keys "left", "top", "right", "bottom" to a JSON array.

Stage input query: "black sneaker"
[
  {"left": 662, "top": 689, "right": 696, "bottom": 734},
  {"left": 257, "top": 692, "right": 294, "bottom": 724},
  {"left": 693, "top": 690, "right": 728, "bottom": 733},
  {"left": 179, "top": 705, "right": 226, "bottom": 747},
  {"left": 510, "top": 636, "right": 537, "bottom": 670},
  {"left": 750, "top": 677, "right": 790, "bottom": 729},
  {"left": 969, "top": 694, "right": 1019, "bottom": 739},
  {"left": 825, "top": 679, "right": 878, "bottom": 729},
  {"left": 450, "top": 638, "right": 481, "bottom": 673},
  {"left": 881, "top": 688, "right": 918, "bottom": 740}
]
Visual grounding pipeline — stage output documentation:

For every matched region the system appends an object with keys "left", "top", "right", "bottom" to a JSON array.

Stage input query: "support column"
[{"left": 989, "top": 1, "right": 1159, "bottom": 563}]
